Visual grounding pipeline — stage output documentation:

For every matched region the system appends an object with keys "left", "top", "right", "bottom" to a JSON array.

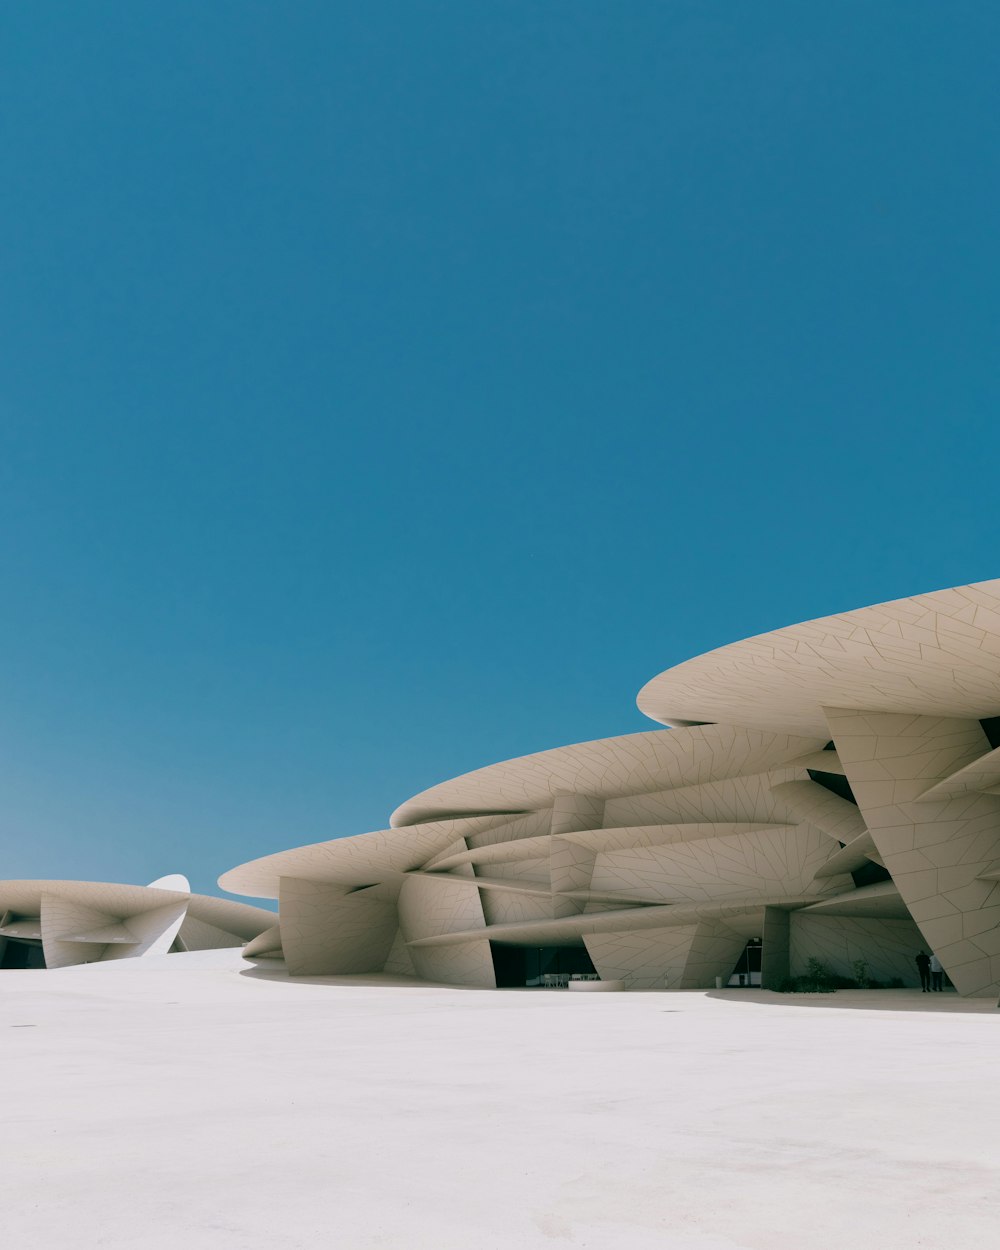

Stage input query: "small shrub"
[
  {"left": 803, "top": 957, "right": 835, "bottom": 992},
  {"left": 774, "top": 959, "right": 908, "bottom": 994},
  {"left": 774, "top": 960, "right": 837, "bottom": 994}
]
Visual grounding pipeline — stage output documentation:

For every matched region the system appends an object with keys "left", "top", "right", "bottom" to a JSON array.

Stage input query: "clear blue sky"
[{"left": 1, "top": 3, "right": 997, "bottom": 900}]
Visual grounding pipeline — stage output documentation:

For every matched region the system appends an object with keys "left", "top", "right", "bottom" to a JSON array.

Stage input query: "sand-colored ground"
[{"left": 1, "top": 951, "right": 997, "bottom": 1249}]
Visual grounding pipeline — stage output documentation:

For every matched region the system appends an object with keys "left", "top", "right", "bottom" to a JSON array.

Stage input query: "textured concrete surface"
[{"left": 1, "top": 951, "right": 997, "bottom": 1249}]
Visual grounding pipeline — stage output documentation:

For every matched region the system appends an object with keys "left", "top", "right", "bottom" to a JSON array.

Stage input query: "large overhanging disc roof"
[
  {"left": 0, "top": 879, "right": 275, "bottom": 935},
  {"left": 0, "top": 879, "right": 190, "bottom": 916},
  {"left": 184, "top": 893, "right": 277, "bottom": 936},
  {"left": 636, "top": 578, "right": 1000, "bottom": 736},
  {"left": 390, "top": 724, "right": 824, "bottom": 827},
  {"left": 218, "top": 814, "right": 528, "bottom": 898}
]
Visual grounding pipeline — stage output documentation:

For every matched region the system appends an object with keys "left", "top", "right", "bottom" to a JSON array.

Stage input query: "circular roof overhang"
[{"left": 636, "top": 578, "right": 1000, "bottom": 736}]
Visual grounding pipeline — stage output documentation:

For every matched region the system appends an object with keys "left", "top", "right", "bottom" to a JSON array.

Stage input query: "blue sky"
[{"left": 0, "top": 3, "right": 997, "bottom": 899}]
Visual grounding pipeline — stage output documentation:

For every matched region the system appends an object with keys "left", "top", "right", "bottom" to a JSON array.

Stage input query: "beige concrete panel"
[
  {"left": 40, "top": 892, "right": 186, "bottom": 966},
  {"left": 812, "top": 833, "right": 880, "bottom": 878},
  {"left": 708, "top": 910, "right": 771, "bottom": 941},
  {"left": 1, "top": 879, "right": 271, "bottom": 965},
  {"left": 480, "top": 888, "right": 554, "bottom": 926},
  {"left": 561, "top": 889, "right": 664, "bottom": 907},
  {"left": 408, "top": 894, "right": 816, "bottom": 949},
  {"left": 463, "top": 810, "right": 553, "bottom": 850},
  {"left": 425, "top": 835, "right": 552, "bottom": 872},
  {"left": 405, "top": 875, "right": 550, "bottom": 925},
  {"left": 474, "top": 856, "right": 551, "bottom": 885},
  {"left": 603, "top": 770, "right": 805, "bottom": 830},
  {"left": 56, "top": 921, "right": 137, "bottom": 943},
  {"left": 243, "top": 924, "right": 283, "bottom": 958},
  {"left": 425, "top": 833, "right": 552, "bottom": 886},
  {"left": 409, "top": 872, "right": 548, "bottom": 898},
  {"left": 185, "top": 895, "right": 276, "bottom": 940},
  {"left": 381, "top": 927, "right": 417, "bottom": 977},
  {"left": 421, "top": 838, "right": 469, "bottom": 870},
  {"left": 0, "top": 917, "right": 42, "bottom": 939},
  {"left": 917, "top": 742, "right": 1000, "bottom": 802},
  {"left": 550, "top": 838, "right": 596, "bottom": 918},
  {"left": 101, "top": 901, "right": 188, "bottom": 961},
  {"left": 279, "top": 877, "right": 398, "bottom": 976},
  {"left": 1, "top": 879, "right": 189, "bottom": 919},
  {"left": 682, "top": 920, "right": 753, "bottom": 988},
  {"left": 584, "top": 920, "right": 746, "bottom": 989},
  {"left": 584, "top": 925, "right": 700, "bottom": 989},
  {"left": 789, "top": 913, "right": 926, "bottom": 986},
  {"left": 826, "top": 707, "right": 1000, "bottom": 997},
  {"left": 41, "top": 894, "right": 116, "bottom": 967},
  {"left": 219, "top": 814, "right": 516, "bottom": 899},
  {"left": 397, "top": 872, "right": 488, "bottom": 943},
  {"left": 392, "top": 725, "right": 826, "bottom": 826},
  {"left": 638, "top": 578, "right": 1000, "bottom": 734},
  {"left": 397, "top": 871, "right": 496, "bottom": 983},
  {"left": 787, "top": 750, "right": 847, "bottom": 775},
  {"left": 559, "top": 822, "right": 793, "bottom": 853},
  {"left": 798, "top": 882, "right": 910, "bottom": 919},
  {"left": 408, "top": 939, "right": 496, "bottom": 988},
  {"left": 176, "top": 915, "right": 245, "bottom": 951},
  {"left": 550, "top": 794, "right": 605, "bottom": 836},
  {"left": 588, "top": 826, "right": 841, "bottom": 905},
  {"left": 768, "top": 781, "right": 867, "bottom": 844},
  {"left": 548, "top": 794, "right": 603, "bottom": 916}
]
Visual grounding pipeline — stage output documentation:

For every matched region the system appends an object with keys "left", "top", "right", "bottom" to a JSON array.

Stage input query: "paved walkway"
[{"left": 1, "top": 952, "right": 997, "bottom": 1249}]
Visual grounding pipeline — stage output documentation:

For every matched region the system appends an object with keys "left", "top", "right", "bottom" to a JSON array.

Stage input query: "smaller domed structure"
[{"left": 0, "top": 875, "right": 275, "bottom": 969}]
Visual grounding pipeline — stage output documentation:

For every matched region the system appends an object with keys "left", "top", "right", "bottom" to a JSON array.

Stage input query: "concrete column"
[{"left": 760, "top": 906, "right": 790, "bottom": 989}]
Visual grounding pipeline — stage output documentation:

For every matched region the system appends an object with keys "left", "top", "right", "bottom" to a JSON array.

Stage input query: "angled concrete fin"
[
  {"left": 279, "top": 877, "right": 398, "bottom": 976},
  {"left": 824, "top": 707, "right": 1000, "bottom": 997}
]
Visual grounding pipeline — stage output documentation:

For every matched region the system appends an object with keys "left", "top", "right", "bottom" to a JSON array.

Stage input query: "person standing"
[
  {"left": 929, "top": 952, "right": 944, "bottom": 992},
  {"left": 915, "top": 950, "right": 931, "bottom": 992}
]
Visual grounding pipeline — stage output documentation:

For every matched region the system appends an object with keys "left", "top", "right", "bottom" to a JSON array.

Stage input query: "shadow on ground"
[
  {"left": 704, "top": 988, "right": 998, "bottom": 1013},
  {"left": 238, "top": 961, "right": 482, "bottom": 990},
  {"left": 238, "top": 963, "right": 999, "bottom": 1010}
]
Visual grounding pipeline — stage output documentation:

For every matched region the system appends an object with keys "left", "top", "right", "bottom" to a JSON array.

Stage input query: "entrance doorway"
[
  {"left": 490, "top": 943, "right": 597, "bottom": 988},
  {"left": 727, "top": 937, "right": 762, "bottom": 987},
  {"left": 1, "top": 939, "right": 46, "bottom": 969}
]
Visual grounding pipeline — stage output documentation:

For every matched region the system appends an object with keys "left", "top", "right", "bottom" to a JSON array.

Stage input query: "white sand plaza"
[{"left": 1, "top": 950, "right": 998, "bottom": 1250}]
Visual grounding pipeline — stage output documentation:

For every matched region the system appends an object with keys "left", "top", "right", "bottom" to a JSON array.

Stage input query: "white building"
[
  {"left": 221, "top": 579, "right": 1000, "bottom": 997},
  {"left": 0, "top": 875, "right": 275, "bottom": 968}
]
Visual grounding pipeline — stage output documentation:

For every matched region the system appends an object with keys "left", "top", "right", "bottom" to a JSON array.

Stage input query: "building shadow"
[
  {"left": 704, "top": 988, "right": 997, "bottom": 1014},
  {"left": 237, "top": 962, "right": 483, "bottom": 990}
]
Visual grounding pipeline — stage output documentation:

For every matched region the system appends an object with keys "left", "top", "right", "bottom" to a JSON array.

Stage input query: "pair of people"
[{"left": 915, "top": 950, "right": 944, "bottom": 991}]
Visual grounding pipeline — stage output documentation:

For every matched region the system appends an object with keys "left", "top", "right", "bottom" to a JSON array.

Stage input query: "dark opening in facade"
[
  {"left": 807, "top": 767, "right": 858, "bottom": 806},
  {"left": 0, "top": 940, "right": 45, "bottom": 969},
  {"left": 490, "top": 943, "right": 597, "bottom": 988},
  {"left": 727, "top": 938, "right": 762, "bottom": 987}
]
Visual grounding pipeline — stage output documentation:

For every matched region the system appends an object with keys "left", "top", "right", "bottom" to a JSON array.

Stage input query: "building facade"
[
  {"left": 0, "top": 875, "right": 275, "bottom": 968},
  {"left": 221, "top": 579, "right": 1000, "bottom": 997}
]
